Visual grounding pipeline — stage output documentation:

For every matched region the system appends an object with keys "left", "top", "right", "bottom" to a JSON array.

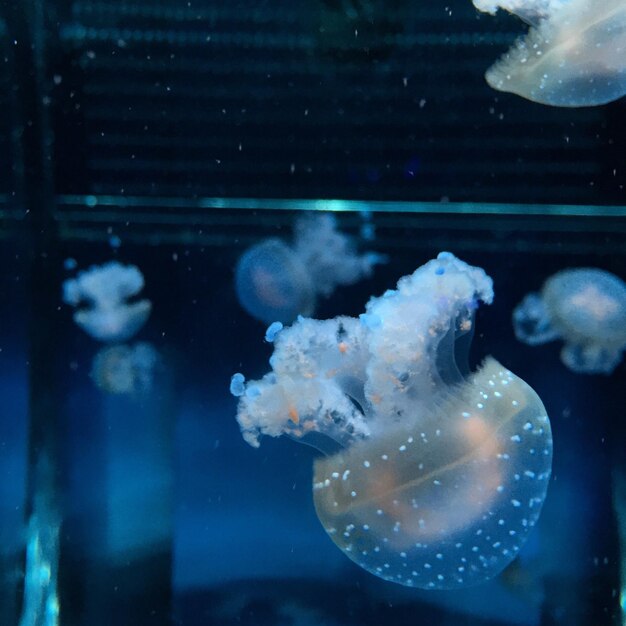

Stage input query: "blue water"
[
  {"left": 1, "top": 229, "right": 624, "bottom": 625},
  {"left": 0, "top": 0, "right": 624, "bottom": 623}
]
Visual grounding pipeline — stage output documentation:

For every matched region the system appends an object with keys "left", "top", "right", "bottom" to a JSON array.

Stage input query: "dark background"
[{"left": 1, "top": 0, "right": 625, "bottom": 206}]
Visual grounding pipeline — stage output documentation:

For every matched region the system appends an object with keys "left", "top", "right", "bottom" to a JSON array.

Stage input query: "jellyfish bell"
[
  {"left": 513, "top": 267, "right": 626, "bottom": 374},
  {"left": 543, "top": 268, "right": 626, "bottom": 344},
  {"left": 232, "top": 253, "right": 552, "bottom": 590},
  {"left": 74, "top": 301, "right": 152, "bottom": 344},
  {"left": 474, "top": 0, "right": 626, "bottom": 107},
  {"left": 235, "top": 239, "right": 316, "bottom": 325},
  {"left": 63, "top": 261, "right": 146, "bottom": 309},
  {"left": 313, "top": 358, "right": 551, "bottom": 590}
]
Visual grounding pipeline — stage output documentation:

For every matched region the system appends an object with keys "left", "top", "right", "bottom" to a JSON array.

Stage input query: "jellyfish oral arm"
[
  {"left": 235, "top": 316, "right": 373, "bottom": 449},
  {"left": 473, "top": 0, "right": 556, "bottom": 25}
]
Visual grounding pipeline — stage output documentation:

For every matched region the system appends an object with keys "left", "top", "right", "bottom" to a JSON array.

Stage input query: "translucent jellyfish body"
[
  {"left": 473, "top": 0, "right": 626, "bottom": 106},
  {"left": 235, "top": 213, "right": 386, "bottom": 324},
  {"left": 63, "top": 261, "right": 152, "bottom": 343},
  {"left": 236, "top": 239, "right": 316, "bottom": 324},
  {"left": 232, "top": 253, "right": 552, "bottom": 589},
  {"left": 513, "top": 268, "right": 626, "bottom": 374},
  {"left": 91, "top": 342, "right": 159, "bottom": 394}
]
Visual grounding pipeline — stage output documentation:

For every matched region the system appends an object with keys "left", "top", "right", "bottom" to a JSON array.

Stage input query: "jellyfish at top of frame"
[
  {"left": 473, "top": 0, "right": 626, "bottom": 107},
  {"left": 231, "top": 252, "right": 553, "bottom": 590},
  {"left": 91, "top": 342, "right": 159, "bottom": 395},
  {"left": 235, "top": 213, "right": 387, "bottom": 325},
  {"left": 63, "top": 261, "right": 152, "bottom": 343},
  {"left": 513, "top": 267, "right": 626, "bottom": 374}
]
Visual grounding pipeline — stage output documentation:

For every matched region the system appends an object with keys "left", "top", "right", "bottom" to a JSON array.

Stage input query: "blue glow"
[
  {"left": 229, "top": 373, "right": 246, "bottom": 397},
  {"left": 265, "top": 321, "right": 284, "bottom": 343}
]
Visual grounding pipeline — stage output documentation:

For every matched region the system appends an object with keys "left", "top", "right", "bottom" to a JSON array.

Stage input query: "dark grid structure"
[
  {"left": 50, "top": 0, "right": 625, "bottom": 204},
  {"left": 0, "top": 17, "right": 15, "bottom": 199}
]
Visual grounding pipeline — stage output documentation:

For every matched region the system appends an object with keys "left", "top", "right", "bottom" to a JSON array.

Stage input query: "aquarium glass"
[{"left": 0, "top": 1, "right": 624, "bottom": 626}]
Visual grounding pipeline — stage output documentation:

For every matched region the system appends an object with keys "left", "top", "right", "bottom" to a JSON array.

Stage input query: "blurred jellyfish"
[
  {"left": 513, "top": 267, "right": 626, "bottom": 374},
  {"left": 236, "top": 239, "right": 315, "bottom": 324},
  {"left": 63, "top": 261, "right": 152, "bottom": 343},
  {"left": 63, "top": 257, "right": 77, "bottom": 271},
  {"left": 232, "top": 252, "right": 552, "bottom": 590},
  {"left": 473, "top": 0, "right": 626, "bottom": 106},
  {"left": 91, "top": 342, "right": 159, "bottom": 395},
  {"left": 235, "top": 213, "right": 386, "bottom": 324},
  {"left": 109, "top": 234, "right": 122, "bottom": 249},
  {"left": 360, "top": 209, "right": 376, "bottom": 241}
]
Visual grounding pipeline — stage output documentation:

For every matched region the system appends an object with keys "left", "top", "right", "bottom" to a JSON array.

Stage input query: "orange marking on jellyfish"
[
  {"left": 251, "top": 266, "right": 292, "bottom": 308},
  {"left": 460, "top": 414, "right": 501, "bottom": 461},
  {"left": 352, "top": 412, "right": 505, "bottom": 549},
  {"left": 338, "top": 341, "right": 348, "bottom": 354},
  {"left": 288, "top": 406, "right": 300, "bottom": 424},
  {"left": 302, "top": 420, "right": 316, "bottom": 432}
]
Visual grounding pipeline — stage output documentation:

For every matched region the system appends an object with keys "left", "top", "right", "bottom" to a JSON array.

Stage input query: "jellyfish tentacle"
[
  {"left": 560, "top": 342, "right": 623, "bottom": 375},
  {"left": 512, "top": 292, "right": 560, "bottom": 345}
]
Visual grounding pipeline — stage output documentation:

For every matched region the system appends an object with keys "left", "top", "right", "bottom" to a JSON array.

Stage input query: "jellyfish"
[
  {"left": 231, "top": 252, "right": 553, "bottom": 590},
  {"left": 235, "top": 239, "right": 316, "bottom": 324},
  {"left": 513, "top": 267, "right": 626, "bottom": 374},
  {"left": 473, "top": 0, "right": 626, "bottom": 106},
  {"left": 62, "top": 261, "right": 152, "bottom": 343},
  {"left": 235, "top": 213, "right": 386, "bottom": 325},
  {"left": 91, "top": 342, "right": 159, "bottom": 394}
]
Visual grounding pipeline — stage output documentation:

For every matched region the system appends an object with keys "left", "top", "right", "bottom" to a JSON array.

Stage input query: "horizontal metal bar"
[{"left": 55, "top": 195, "right": 626, "bottom": 218}]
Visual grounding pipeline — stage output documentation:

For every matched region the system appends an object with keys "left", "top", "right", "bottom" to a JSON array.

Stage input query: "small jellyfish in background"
[
  {"left": 473, "top": 0, "right": 626, "bottom": 106},
  {"left": 513, "top": 267, "right": 626, "bottom": 374},
  {"left": 231, "top": 252, "right": 553, "bottom": 590},
  {"left": 91, "top": 342, "right": 159, "bottom": 395},
  {"left": 235, "top": 213, "right": 386, "bottom": 324},
  {"left": 63, "top": 261, "right": 152, "bottom": 343}
]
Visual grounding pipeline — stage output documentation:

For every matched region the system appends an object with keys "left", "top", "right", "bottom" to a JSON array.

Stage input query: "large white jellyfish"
[
  {"left": 63, "top": 261, "right": 152, "bottom": 343},
  {"left": 91, "top": 342, "right": 159, "bottom": 394},
  {"left": 235, "top": 213, "right": 386, "bottom": 325},
  {"left": 231, "top": 252, "right": 552, "bottom": 590},
  {"left": 473, "top": 0, "right": 626, "bottom": 106},
  {"left": 513, "top": 267, "right": 626, "bottom": 374}
]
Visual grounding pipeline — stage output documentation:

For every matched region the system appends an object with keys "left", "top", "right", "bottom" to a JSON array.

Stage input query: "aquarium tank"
[{"left": 0, "top": 0, "right": 624, "bottom": 625}]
